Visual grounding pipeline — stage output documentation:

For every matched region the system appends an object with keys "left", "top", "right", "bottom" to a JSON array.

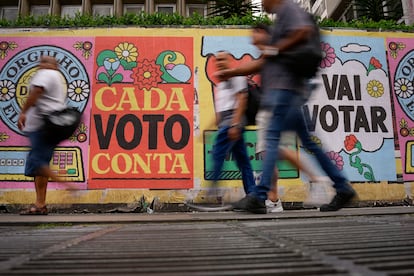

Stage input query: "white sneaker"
[
  {"left": 265, "top": 199, "right": 284, "bottom": 213},
  {"left": 303, "top": 179, "right": 335, "bottom": 208}
]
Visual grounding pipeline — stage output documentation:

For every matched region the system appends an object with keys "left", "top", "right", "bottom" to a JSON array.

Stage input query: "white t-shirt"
[
  {"left": 24, "top": 69, "right": 67, "bottom": 132},
  {"left": 215, "top": 76, "right": 247, "bottom": 112}
]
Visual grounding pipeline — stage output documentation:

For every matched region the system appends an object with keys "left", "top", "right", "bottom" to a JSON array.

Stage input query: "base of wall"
[{"left": 2, "top": 198, "right": 412, "bottom": 214}]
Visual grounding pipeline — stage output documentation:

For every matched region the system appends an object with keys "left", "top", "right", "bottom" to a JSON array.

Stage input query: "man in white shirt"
[
  {"left": 210, "top": 51, "right": 256, "bottom": 201},
  {"left": 18, "top": 56, "right": 67, "bottom": 215}
]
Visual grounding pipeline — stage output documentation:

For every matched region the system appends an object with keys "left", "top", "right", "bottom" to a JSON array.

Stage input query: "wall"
[{"left": 0, "top": 27, "right": 413, "bottom": 208}]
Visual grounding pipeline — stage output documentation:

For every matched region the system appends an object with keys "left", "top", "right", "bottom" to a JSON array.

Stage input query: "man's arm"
[
  {"left": 215, "top": 58, "right": 264, "bottom": 81},
  {"left": 17, "top": 85, "right": 44, "bottom": 130}
]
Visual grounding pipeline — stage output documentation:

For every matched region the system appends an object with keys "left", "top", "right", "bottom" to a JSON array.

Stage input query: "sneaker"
[
  {"left": 303, "top": 179, "right": 334, "bottom": 208},
  {"left": 319, "top": 188, "right": 356, "bottom": 212},
  {"left": 265, "top": 199, "right": 284, "bottom": 213},
  {"left": 232, "top": 194, "right": 267, "bottom": 214}
]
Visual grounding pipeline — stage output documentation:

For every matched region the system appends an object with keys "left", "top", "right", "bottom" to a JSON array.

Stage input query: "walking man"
[
  {"left": 210, "top": 51, "right": 256, "bottom": 201},
  {"left": 217, "top": 0, "right": 356, "bottom": 213},
  {"left": 18, "top": 56, "right": 67, "bottom": 215}
]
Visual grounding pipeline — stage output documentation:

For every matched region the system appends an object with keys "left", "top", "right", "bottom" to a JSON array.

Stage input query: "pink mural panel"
[
  {"left": 386, "top": 37, "right": 414, "bottom": 181},
  {"left": 0, "top": 37, "right": 94, "bottom": 189}
]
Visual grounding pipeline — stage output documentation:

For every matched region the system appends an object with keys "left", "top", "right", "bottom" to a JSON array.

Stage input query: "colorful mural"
[
  {"left": 387, "top": 37, "right": 414, "bottom": 181},
  {"left": 89, "top": 37, "right": 193, "bottom": 188},
  {"left": 0, "top": 28, "right": 413, "bottom": 205}
]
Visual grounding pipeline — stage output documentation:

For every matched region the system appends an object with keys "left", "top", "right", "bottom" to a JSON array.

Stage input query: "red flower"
[
  {"left": 369, "top": 57, "right": 382, "bottom": 69},
  {"left": 132, "top": 59, "right": 162, "bottom": 90},
  {"left": 344, "top": 134, "right": 358, "bottom": 151}
]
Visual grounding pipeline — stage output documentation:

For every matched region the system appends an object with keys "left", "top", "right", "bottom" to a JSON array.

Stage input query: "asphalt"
[{"left": 1, "top": 206, "right": 413, "bottom": 225}]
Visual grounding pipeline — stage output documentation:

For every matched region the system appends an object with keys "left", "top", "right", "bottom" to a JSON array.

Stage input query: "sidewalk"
[{"left": 1, "top": 206, "right": 413, "bottom": 225}]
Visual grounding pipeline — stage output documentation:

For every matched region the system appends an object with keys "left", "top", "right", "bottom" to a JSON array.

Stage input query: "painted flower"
[
  {"left": 320, "top": 42, "right": 336, "bottom": 68},
  {"left": 132, "top": 59, "right": 162, "bottom": 90},
  {"left": 0, "top": 80, "right": 16, "bottom": 101},
  {"left": 326, "top": 151, "right": 344, "bottom": 170},
  {"left": 68, "top": 80, "right": 90, "bottom": 102},
  {"left": 389, "top": 42, "right": 398, "bottom": 51},
  {"left": 388, "top": 41, "right": 405, "bottom": 59},
  {"left": 115, "top": 42, "right": 138, "bottom": 63},
  {"left": 82, "top": 41, "right": 93, "bottom": 51},
  {"left": 394, "top": 78, "right": 414, "bottom": 99},
  {"left": 73, "top": 41, "right": 93, "bottom": 59},
  {"left": 103, "top": 57, "right": 120, "bottom": 71},
  {"left": 366, "top": 79, "right": 384, "bottom": 98},
  {"left": 0, "top": 41, "right": 17, "bottom": 59},
  {"left": 367, "top": 57, "right": 382, "bottom": 75},
  {"left": 344, "top": 134, "right": 359, "bottom": 152},
  {"left": 0, "top": 41, "right": 9, "bottom": 51}
]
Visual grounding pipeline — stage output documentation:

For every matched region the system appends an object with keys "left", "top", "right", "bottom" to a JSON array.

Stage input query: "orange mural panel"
[{"left": 89, "top": 37, "right": 193, "bottom": 188}]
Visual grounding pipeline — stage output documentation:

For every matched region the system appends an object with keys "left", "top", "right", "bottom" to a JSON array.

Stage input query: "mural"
[
  {"left": 304, "top": 35, "right": 396, "bottom": 182},
  {"left": 201, "top": 33, "right": 396, "bottom": 183},
  {"left": 0, "top": 28, "right": 413, "bottom": 203},
  {"left": 89, "top": 37, "right": 194, "bottom": 189},
  {"left": 0, "top": 38, "right": 92, "bottom": 189},
  {"left": 387, "top": 37, "right": 414, "bottom": 181}
]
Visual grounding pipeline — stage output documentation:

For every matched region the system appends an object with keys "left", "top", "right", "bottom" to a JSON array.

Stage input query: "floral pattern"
[
  {"left": 344, "top": 134, "right": 375, "bottom": 181},
  {"left": 0, "top": 132, "right": 9, "bottom": 142},
  {"left": 388, "top": 41, "right": 405, "bottom": 59},
  {"left": 367, "top": 57, "right": 382, "bottom": 75},
  {"left": 115, "top": 42, "right": 138, "bottom": 63},
  {"left": 394, "top": 78, "right": 413, "bottom": 99},
  {"left": 366, "top": 80, "right": 384, "bottom": 98},
  {"left": 73, "top": 41, "right": 93, "bottom": 59},
  {"left": 69, "top": 122, "right": 88, "bottom": 143},
  {"left": 0, "top": 41, "right": 17, "bottom": 59},
  {"left": 132, "top": 59, "right": 162, "bottom": 90},
  {"left": 68, "top": 80, "right": 90, "bottom": 102},
  {"left": 0, "top": 80, "right": 16, "bottom": 101},
  {"left": 320, "top": 42, "right": 336, "bottom": 68},
  {"left": 326, "top": 151, "right": 344, "bottom": 170},
  {"left": 399, "top": 118, "right": 414, "bottom": 137}
]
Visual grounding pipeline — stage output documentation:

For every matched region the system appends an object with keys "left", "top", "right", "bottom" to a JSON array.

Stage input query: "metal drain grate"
[{"left": 0, "top": 214, "right": 413, "bottom": 276}]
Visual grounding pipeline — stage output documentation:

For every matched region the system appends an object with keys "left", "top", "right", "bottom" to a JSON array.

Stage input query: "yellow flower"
[
  {"left": 366, "top": 80, "right": 384, "bottom": 98},
  {"left": 115, "top": 42, "right": 138, "bottom": 62}
]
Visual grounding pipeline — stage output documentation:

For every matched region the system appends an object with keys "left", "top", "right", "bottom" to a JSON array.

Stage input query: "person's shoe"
[
  {"left": 247, "top": 195, "right": 266, "bottom": 214},
  {"left": 320, "top": 188, "right": 356, "bottom": 212},
  {"left": 20, "top": 205, "right": 48, "bottom": 215},
  {"left": 265, "top": 199, "right": 284, "bottom": 213},
  {"left": 232, "top": 194, "right": 267, "bottom": 214},
  {"left": 232, "top": 195, "right": 250, "bottom": 212}
]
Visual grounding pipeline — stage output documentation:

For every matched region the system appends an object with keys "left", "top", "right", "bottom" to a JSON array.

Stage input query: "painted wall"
[{"left": 0, "top": 27, "right": 413, "bottom": 206}]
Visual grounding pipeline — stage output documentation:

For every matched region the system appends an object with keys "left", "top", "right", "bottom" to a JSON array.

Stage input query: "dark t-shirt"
[{"left": 261, "top": 0, "right": 314, "bottom": 103}]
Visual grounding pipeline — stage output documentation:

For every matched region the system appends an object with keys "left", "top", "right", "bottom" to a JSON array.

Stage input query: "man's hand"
[
  {"left": 228, "top": 125, "right": 241, "bottom": 141},
  {"left": 214, "top": 69, "right": 234, "bottom": 81},
  {"left": 17, "top": 113, "right": 26, "bottom": 130}
]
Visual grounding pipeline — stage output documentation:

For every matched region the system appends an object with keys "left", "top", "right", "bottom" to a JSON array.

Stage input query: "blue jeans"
[
  {"left": 254, "top": 89, "right": 349, "bottom": 201},
  {"left": 212, "top": 126, "right": 255, "bottom": 194}
]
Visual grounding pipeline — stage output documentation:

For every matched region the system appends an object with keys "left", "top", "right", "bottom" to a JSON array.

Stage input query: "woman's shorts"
[{"left": 24, "top": 130, "right": 56, "bottom": 177}]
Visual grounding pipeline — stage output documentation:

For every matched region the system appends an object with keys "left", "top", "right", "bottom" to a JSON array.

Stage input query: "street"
[{"left": 0, "top": 207, "right": 413, "bottom": 275}]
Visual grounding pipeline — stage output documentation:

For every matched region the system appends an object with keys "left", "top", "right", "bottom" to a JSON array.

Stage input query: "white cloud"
[{"left": 341, "top": 43, "right": 371, "bottom": 53}]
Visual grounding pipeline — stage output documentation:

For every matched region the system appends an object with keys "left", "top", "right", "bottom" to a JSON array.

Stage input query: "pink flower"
[
  {"left": 326, "top": 151, "right": 344, "bottom": 170},
  {"left": 320, "top": 42, "right": 336, "bottom": 68}
]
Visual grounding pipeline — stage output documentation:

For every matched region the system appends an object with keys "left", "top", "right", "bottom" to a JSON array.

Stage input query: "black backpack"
[
  {"left": 245, "top": 78, "right": 261, "bottom": 126},
  {"left": 278, "top": 14, "right": 322, "bottom": 78}
]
